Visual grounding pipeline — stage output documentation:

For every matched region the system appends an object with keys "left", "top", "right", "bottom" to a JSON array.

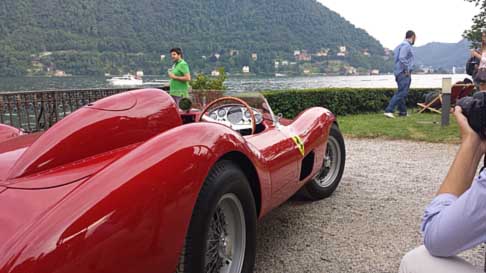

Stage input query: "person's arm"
[
  {"left": 471, "top": 49, "right": 481, "bottom": 59},
  {"left": 170, "top": 73, "right": 191, "bottom": 82},
  {"left": 399, "top": 44, "right": 412, "bottom": 74},
  {"left": 421, "top": 107, "right": 486, "bottom": 257},
  {"left": 437, "top": 111, "right": 484, "bottom": 196},
  {"left": 169, "top": 63, "right": 191, "bottom": 82}
]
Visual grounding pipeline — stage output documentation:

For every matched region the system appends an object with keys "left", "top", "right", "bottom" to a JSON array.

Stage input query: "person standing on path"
[
  {"left": 470, "top": 31, "right": 486, "bottom": 91},
  {"left": 384, "top": 30, "right": 416, "bottom": 118},
  {"left": 168, "top": 48, "right": 191, "bottom": 107}
]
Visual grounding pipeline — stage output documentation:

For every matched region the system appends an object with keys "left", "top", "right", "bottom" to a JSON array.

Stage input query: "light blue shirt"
[
  {"left": 421, "top": 169, "right": 486, "bottom": 257},
  {"left": 393, "top": 40, "right": 415, "bottom": 76}
]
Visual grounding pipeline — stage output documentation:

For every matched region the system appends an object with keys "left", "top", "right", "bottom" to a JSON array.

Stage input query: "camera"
[{"left": 457, "top": 92, "right": 486, "bottom": 139}]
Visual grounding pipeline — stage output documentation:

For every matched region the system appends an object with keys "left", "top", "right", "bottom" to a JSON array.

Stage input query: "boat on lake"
[{"left": 107, "top": 74, "right": 143, "bottom": 86}]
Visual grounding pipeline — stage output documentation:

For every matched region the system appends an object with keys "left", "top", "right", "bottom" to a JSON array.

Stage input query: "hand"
[
  {"left": 168, "top": 72, "right": 176, "bottom": 80},
  {"left": 453, "top": 106, "right": 486, "bottom": 152}
]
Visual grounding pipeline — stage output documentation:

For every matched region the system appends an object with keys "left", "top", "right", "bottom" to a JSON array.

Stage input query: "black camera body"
[{"left": 457, "top": 92, "right": 486, "bottom": 139}]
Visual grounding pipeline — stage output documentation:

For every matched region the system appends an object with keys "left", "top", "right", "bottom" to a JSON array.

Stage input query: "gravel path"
[{"left": 254, "top": 138, "right": 485, "bottom": 273}]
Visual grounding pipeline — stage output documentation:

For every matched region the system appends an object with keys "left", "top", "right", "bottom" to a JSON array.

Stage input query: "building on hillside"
[
  {"left": 362, "top": 49, "right": 370, "bottom": 56},
  {"left": 281, "top": 60, "right": 289, "bottom": 66},
  {"left": 53, "top": 70, "right": 67, "bottom": 77},
  {"left": 242, "top": 66, "right": 250, "bottom": 73},
  {"left": 230, "top": 49, "right": 240, "bottom": 56},
  {"left": 337, "top": 46, "right": 347, "bottom": 57},
  {"left": 274, "top": 61, "right": 280, "bottom": 69},
  {"left": 315, "top": 49, "right": 330, "bottom": 57},
  {"left": 214, "top": 53, "right": 221, "bottom": 60},
  {"left": 303, "top": 69, "right": 311, "bottom": 75},
  {"left": 293, "top": 50, "right": 301, "bottom": 56},
  {"left": 40, "top": 51, "right": 52, "bottom": 58},
  {"left": 295, "top": 51, "right": 312, "bottom": 62},
  {"left": 344, "top": 66, "right": 357, "bottom": 75},
  {"left": 211, "top": 70, "right": 221, "bottom": 77},
  {"left": 160, "top": 55, "right": 166, "bottom": 61},
  {"left": 370, "top": 69, "right": 380, "bottom": 75},
  {"left": 251, "top": 53, "right": 258, "bottom": 61}
]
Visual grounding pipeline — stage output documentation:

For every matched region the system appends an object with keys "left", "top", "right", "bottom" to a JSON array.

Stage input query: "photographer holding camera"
[{"left": 399, "top": 94, "right": 486, "bottom": 272}]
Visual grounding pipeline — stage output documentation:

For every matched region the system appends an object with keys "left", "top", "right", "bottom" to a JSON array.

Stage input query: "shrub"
[
  {"left": 262, "top": 88, "right": 436, "bottom": 118},
  {"left": 190, "top": 67, "right": 227, "bottom": 90}
]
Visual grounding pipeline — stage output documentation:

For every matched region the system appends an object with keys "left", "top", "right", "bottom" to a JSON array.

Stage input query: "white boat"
[
  {"left": 143, "top": 79, "right": 170, "bottom": 86},
  {"left": 275, "top": 73, "right": 287, "bottom": 77},
  {"left": 107, "top": 74, "right": 143, "bottom": 86}
]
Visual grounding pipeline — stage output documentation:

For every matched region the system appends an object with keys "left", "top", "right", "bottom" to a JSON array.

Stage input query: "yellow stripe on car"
[{"left": 291, "top": 135, "right": 305, "bottom": 157}]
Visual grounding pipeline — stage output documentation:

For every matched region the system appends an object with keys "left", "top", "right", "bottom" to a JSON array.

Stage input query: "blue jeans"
[{"left": 385, "top": 73, "right": 412, "bottom": 115}]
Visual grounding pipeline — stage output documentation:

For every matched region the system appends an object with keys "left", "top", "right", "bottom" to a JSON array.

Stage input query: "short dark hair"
[
  {"left": 170, "top": 48, "right": 183, "bottom": 56},
  {"left": 406, "top": 30, "right": 415, "bottom": 39}
]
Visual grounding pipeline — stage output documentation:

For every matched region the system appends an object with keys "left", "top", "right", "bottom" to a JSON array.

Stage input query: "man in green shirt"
[{"left": 168, "top": 48, "right": 191, "bottom": 107}]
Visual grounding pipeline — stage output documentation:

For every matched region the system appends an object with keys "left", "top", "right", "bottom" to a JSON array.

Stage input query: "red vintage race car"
[{"left": 0, "top": 89, "right": 345, "bottom": 273}]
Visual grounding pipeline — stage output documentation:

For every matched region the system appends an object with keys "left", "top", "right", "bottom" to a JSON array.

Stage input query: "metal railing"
[{"left": 0, "top": 87, "right": 164, "bottom": 132}]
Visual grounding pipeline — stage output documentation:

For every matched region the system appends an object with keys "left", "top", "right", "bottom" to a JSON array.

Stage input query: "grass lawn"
[{"left": 337, "top": 111, "right": 461, "bottom": 143}]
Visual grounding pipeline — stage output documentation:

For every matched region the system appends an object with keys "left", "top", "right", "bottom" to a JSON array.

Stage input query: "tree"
[{"left": 464, "top": 0, "right": 486, "bottom": 47}]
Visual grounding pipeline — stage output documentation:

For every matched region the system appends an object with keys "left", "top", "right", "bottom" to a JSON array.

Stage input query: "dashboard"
[{"left": 207, "top": 104, "right": 263, "bottom": 127}]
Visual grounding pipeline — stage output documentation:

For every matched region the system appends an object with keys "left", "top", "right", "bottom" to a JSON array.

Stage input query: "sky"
[{"left": 317, "top": 0, "right": 479, "bottom": 48}]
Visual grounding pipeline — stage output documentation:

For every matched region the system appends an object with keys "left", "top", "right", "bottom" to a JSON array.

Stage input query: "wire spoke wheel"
[
  {"left": 314, "top": 135, "right": 341, "bottom": 188},
  {"left": 205, "top": 194, "right": 246, "bottom": 273}
]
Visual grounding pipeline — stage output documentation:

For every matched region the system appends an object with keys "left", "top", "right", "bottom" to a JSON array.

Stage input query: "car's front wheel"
[
  {"left": 176, "top": 160, "right": 257, "bottom": 273},
  {"left": 300, "top": 124, "right": 346, "bottom": 200}
]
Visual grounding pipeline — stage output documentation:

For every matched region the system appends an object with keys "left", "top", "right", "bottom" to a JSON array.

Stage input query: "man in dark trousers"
[{"left": 385, "top": 30, "right": 416, "bottom": 118}]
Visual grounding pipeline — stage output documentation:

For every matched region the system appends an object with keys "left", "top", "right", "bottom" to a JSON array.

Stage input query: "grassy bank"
[{"left": 337, "top": 111, "right": 460, "bottom": 143}]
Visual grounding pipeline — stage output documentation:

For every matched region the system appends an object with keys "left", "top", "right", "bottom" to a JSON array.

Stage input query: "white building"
[
  {"left": 251, "top": 53, "right": 258, "bottom": 61},
  {"left": 293, "top": 50, "right": 301, "bottom": 56},
  {"left": 160, "top": 55, "right": 166, "bottom": 61},
  {"left": 242, "top": 66, "right": 250, "bottom": 73},
  {"left": 211, "top": 70, "right": 221, "bottom": 77}
]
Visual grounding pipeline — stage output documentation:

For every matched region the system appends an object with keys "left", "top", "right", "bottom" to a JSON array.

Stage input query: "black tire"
[
  {"left": 300, "top": 124, "right": 345, "bottom": 200},
  {"left": 176, "top": 160, "right": 257, "bottom": 273}
]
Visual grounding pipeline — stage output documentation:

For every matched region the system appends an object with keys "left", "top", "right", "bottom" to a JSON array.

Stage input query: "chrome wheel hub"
[
  {"left": 205, "top": 194, "right": 246, "bottom": 273},
  {"left": 314, "top": 136, "right": 341, "bottom": 188}
]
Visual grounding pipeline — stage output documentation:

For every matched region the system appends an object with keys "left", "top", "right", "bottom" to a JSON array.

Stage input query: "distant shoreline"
[{"left": 0, "top": 74, "right": 469, "bottom": 93}]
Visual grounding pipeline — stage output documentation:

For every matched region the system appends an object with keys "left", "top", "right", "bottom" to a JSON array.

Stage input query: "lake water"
[{"left": 0, "top": 74, "right": 471, "bottom": 93}]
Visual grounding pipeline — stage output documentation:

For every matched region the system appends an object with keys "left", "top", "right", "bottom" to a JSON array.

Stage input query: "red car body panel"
[
  {"left": 0, "top": 124, "right": 23, "bottom": 143},
  {"left": 0, "top": 89, "right": 335, "bottom": 273}
]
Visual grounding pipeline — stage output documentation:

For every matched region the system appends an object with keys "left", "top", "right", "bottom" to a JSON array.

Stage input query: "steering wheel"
[{"left": 198, "top": 96, "right": 257, "bottom": 135}]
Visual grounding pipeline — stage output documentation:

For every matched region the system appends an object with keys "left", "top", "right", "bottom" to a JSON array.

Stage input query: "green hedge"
[{"left": 262, "top": 88, "right": 436, "bottom": 118}]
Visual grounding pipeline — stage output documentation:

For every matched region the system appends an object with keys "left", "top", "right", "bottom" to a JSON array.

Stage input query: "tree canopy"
[{"left": 0, "top": 0, "right": 391, "bottom": 76}]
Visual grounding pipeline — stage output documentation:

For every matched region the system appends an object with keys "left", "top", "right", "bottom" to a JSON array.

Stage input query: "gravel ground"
[{"left": 254, "top": 138, "right": 485, "bottom": 273}]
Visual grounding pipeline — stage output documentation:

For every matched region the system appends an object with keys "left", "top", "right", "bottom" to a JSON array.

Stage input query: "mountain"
[
  {"left": 0, "top": 0, "right": 391, "bottom": 76},
  {"left": 413, "top": 39, "right": 471, "bottom": 72}
]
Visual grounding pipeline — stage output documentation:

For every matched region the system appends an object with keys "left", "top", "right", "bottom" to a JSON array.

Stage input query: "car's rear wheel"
[
  {"left": 176, "top": 160, "right": 257, "bottom": 273},
  {"left": 300, "top": 124, "right": 345, "bottom": 200}
]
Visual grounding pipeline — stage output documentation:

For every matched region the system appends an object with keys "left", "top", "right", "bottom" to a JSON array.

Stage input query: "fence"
[
  {"left": 0, "top": 87, "right": 162, "bottom": 133},
  {"left": 0, "top": 87, "right": 227, "bottom": 133}
]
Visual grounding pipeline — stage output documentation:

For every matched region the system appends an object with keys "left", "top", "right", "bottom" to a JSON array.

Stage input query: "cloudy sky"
[{"left": 317, "top": 0, "right": 479, "bottom": 48}]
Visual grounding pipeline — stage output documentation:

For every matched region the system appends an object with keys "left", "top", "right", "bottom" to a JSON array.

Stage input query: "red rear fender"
[{"left": 7, "top": 89, "right": 181, "bottom": 180}]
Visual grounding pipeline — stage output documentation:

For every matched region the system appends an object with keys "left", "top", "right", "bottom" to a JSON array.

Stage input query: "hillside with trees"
[
  {"left": 0, "top": 0, "right": 392, "bottom": 76},
  {"left": 414, "top": 39, "right": 471, "bottom": 72}
]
